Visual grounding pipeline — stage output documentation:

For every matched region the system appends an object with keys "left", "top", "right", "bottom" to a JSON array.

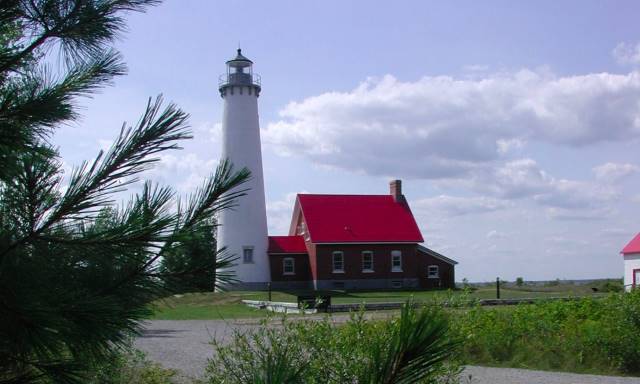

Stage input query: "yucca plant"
[{"left": 358, "top": 303, "right": 462, "bottom": 384}]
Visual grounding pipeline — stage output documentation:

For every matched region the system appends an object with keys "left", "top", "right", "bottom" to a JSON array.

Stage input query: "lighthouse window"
[
  {"left": 242, "top": 247, "right": 254, "bottom": 264},
  {"left": 283, "top": 258, "right": 295, "bottom": 275}
]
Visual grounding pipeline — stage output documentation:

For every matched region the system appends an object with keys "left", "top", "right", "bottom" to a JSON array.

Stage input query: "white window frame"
[
  {"left": 427, "top": 265, "right": 439, "bottom": 279},
  {"left": 242, "top": 246, "right": 254, "bottom": 264},
  {"left": 362, "top": 251, "right": 374, "bottom": 272},
  {"left": 391, "top": 250, "right": 402, "bottom": 272},
  {"left": 332, "top": 251, "right": 344, "bottom": 273},
  {"left": 283, "top": 257, "right": 295, "bottom": 275},
  {"left": 391, "top": 280, "right": 403, "bottom": 289}
]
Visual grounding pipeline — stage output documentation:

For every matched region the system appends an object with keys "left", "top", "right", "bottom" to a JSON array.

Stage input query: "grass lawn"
[{"left": 149, "top": 281, "right": 615, "bottom": 320}]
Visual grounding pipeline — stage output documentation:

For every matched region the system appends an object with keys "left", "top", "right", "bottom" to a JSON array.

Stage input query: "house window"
[
  {"left": 362, "top": 251, "right": 374, "bottom": 272},
  {"left": 634, "top": 268, "right": 640, "bottom": 288},
  {"left": 283, "top": 258, "right": 295, "bottom": 275},
  {"left": 332, "top": 251, "right": 344, "bottom": 273},
  {"left": 391, "top": 250, "right": 402, "bottom": 272},
  {"left": 427, "top": 265, "right": 439, "bottom": 279},
  {"left": 391, "top": 280, "right": 403, "bottom": 289},
  {"left": 242, "top": 247, "right": 253, "bottom": 264}
]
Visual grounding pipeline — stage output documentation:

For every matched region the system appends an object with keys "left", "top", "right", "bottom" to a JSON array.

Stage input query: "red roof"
[
  {"left": 622, "top": 232, "right": 640, "bottom": 255},
  {"left": 268, "top": 236, "right": 307, "bottom": 254},
  {"left": 297, "top": 194, "right": 423, "bottom": 243}
]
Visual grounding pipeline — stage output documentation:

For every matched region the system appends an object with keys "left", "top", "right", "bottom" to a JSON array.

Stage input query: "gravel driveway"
[{"left": 135, "top": 319, "right": 640, "bottom": 384}]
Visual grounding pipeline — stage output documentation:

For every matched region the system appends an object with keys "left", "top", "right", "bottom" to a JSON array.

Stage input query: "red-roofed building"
[
  {"left": 622, "top": 232, "right": 640, "bottom": 291},
  {"left": 267, "top": 180, "right": 457, "bottom": 290}
]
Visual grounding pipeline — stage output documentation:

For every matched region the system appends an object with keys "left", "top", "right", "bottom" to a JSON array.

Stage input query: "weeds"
[{"left": 453, "top": 290, "right": 640, "bottom": 375}]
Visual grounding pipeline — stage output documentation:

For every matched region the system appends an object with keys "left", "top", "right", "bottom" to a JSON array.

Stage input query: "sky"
[{"left": 53, "top": 0, "right": 640, "bottom": 282}]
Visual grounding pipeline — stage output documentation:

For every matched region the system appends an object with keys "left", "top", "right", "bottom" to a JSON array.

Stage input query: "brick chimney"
[{"left": 389, "top": 179, "right": 405, "bottom": 204}]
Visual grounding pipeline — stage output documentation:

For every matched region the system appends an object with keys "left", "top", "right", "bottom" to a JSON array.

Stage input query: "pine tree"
[
  {"left": 0, "top": 1, "right": 249, "bottom": 382},
  {"left": 160, "top": 219, "right": 219, "bottom": 293}
]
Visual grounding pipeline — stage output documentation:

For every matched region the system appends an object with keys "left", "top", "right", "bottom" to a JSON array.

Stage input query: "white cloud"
[
  {"left": 196, "top": 121, "right": 223, "bottom": 144},
  {"left": 545, "top": 206, "right": 613, "bottom": 221},
  {"left": 460, "top": 158, "right": 618, "bottom": 213},
  {"left": 265, "top": 70, "right": 640, "bottom": 181},
  {"left": 592, "top": 162, "right": 640, "bottom": 183},
  {"left": 266, "top": 192, "right": 307, "bottom": 235},
  {"left": 414, "top": 195, "right": 510, "bottom": 216},
  {"left": 97, "top": 139, "right": 113, "bottom": 152},
  {"left": 613, "top": 42, "right": 640, "bottom": 66},
  {"left": 496, "top": 138, "right": 525, "bottom": 154},
  {"left": 463, "top": 64, "right": 489, "bottom": 72},
  {"left": 486, "top": 230, "right": 507, "bottom": 239},
  {"left": 148, "top": 153, "right": 218, "bottom": 193}
]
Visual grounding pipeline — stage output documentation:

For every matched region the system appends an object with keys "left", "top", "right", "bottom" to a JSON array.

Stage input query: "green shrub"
[
  {"left": 601, "top": 280, "right": 624, "bottom": 293},
  {"left": 515, "top": 277, "right": 524, "bottom": 287},
  {"left": 453, "top": 291, "right": 640, "bottom": 375},
  {"left": 85, "top": 347, "right": 176, "bottom": 384},
  {"left": 206, "top": 303, "right": 462, "bottom": 383}
]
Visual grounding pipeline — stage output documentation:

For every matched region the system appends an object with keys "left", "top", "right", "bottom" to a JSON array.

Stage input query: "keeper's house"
[
  {"left": 622, "top": 232, "right": 640, "bottom": 291},
  {"left": 267, "top": 180, "right": 457, "bottom": 290}
]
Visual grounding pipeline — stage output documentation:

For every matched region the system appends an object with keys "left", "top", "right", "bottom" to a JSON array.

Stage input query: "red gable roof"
[
  {"left": 622, "top": 232, "right": 640, "bottom": 255},
  {"left": 268, "top": 236, "right": 307, "bottom": 254},
  {"left": 297, "top": 194, "right": 423, "bottom": 243}
]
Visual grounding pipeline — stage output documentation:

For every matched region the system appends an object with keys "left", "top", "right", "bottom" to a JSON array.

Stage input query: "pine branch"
[
  {"left": 0, "top": 0, "right": 159, "bottom": 73},
  {"left": 0, "top": 96, "right": 190, "bottom": 257},
  {"left": 97, "top": 161, "right": 250, "bottom": 296},
  {"left": 181, "top": 159, "right": 251, "bottom": 231},
  {"left": 0, "top": 50, "right": 126, "bottom": 181}
]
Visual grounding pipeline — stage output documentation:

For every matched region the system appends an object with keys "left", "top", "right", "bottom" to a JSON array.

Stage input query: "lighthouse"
[{"left": 217, "top": 49, "right": 270, "bottom": 289}]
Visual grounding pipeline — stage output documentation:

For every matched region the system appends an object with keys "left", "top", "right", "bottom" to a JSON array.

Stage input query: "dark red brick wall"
[
  {"left": 269, "top": 253, "right": 312, "bottom": 282},
  {"left": 417, "top": 253, "right": 455, "bottom": 289},
  {"left": 314, "top": 244, "right": 419, "bottom": 280}
]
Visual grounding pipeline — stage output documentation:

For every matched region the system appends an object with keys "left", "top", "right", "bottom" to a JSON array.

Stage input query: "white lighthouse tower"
[{"left": 217, "top": 49, "right": 270, "bottom": 289}]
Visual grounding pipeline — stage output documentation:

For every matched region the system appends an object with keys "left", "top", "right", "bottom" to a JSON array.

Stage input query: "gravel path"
[{"left": 135, "top": 320, "right": 640, "bottom": 383}]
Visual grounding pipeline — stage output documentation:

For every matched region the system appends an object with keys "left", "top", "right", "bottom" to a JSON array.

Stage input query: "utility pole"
[{"left": 496, "top": 277, "right": 501, "bottom": 299}]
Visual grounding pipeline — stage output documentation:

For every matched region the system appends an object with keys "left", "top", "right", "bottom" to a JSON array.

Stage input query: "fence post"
[
  {"left": 267, "top": 282, "right": 272, "bottom": 302},
  {"left": 496, "top": 277, "right": 501, "bottom": 299}
]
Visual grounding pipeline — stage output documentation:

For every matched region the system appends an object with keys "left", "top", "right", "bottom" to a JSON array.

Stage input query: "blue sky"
[{"left": 53, "top": 0, "right": 640, "bottom": 281}]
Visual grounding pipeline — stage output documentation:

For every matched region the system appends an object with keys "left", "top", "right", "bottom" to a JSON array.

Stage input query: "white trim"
[
  {"left": 332, "top": 251, "right": 345, "bottom": 273},
  {"left": 361, "top": 250, "right": 374, "bottom": 272},
  {"left": 283, "top": 257, "right": 295, "bottom": 275},
  {"left": 427, "top": 265, "right": 439, "bottom": 279},
  {"left": 417, "top": 245, "right": 458, "bottom": 265},
  {"left": 391, "top": 250, "right": 402, "bottom": 272}
]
